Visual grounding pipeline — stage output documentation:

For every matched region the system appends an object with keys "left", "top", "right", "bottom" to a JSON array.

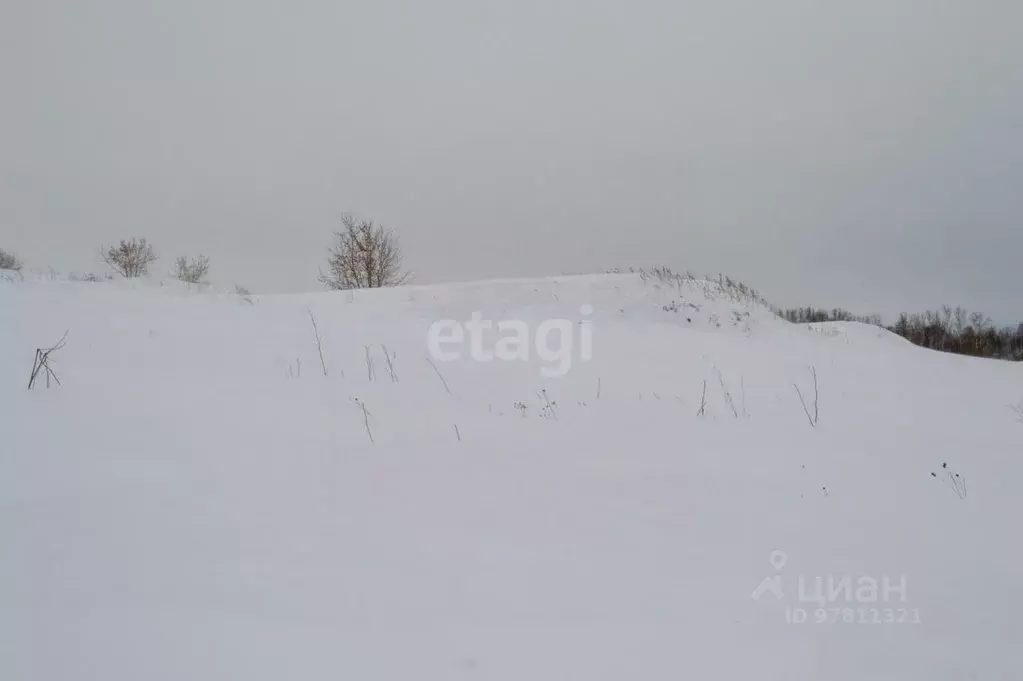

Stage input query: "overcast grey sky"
[{"left": 2, "top": 0, "right": 1021, "bottom": 321}]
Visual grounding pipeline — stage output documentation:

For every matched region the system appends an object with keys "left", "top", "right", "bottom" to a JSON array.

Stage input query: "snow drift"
[{"left": 2, "top": 272, "right": 1021, "bottom": 680}]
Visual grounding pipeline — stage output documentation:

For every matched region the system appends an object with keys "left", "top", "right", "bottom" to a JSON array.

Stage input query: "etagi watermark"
[
  {"left": 752, "top": 551, "right": 922, "bottom": 625},
  {"left": 426, "top": 305, "right": 594, "bottom": 378}
]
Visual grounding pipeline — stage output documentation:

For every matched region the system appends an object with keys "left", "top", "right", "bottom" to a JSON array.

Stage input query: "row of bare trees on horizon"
[
  {"left": 0, "top": 213, "right": 408, "bottom": 291},
  {"left": 780, "top": 305, "right": 1023, "bottom": 361}
]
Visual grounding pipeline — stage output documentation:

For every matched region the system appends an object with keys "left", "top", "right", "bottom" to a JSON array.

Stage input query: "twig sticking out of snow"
[
  {"left": 812, "top": 367, "right": 819, "bottom": 423},
  {"left": 426, "top": 357, "right": 451, "bottom": 395},
  {"left": 28, "top": 330, "right": 68, "bottom": 389},
  {"left": 353, "top": 397, "right": 374, "bottom": 443},
  {"left": 538, "top": 390, "right": 558, "bottom": 420},
  {"left": 691, "top": 378, "right": 707, "bottom": 417},
  {"left": 307, "top": 310, "right": 329, "bottom": 377},
  {"left": 365, "top": 346, "right": 376, "bottom": 382},
  {"left": 794, "top": 366, "right": 819, "bottom": 427},
  {"left": 951, "top": 471, "right": 967, "bottom": 498},
  {"left": 931, "top": 462, "right": 967, "bottom": 499},
  {"left": 741, "top": 376, "right": 749, "bottom": 419},
  {"left": 381, "top": 345, "right": 399, "bottom": 383},
  {"left": 716, "top": 368, "right": 738, "bottom": 419}
]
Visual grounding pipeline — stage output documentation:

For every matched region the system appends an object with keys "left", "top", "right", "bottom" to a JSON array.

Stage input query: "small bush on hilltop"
[
  {"left": 319, "top": 214, "right": 410, "bottom": 290},
  {"left": 0, "top": 248, "right": 23, "bottom": 272},
  {"left": 632, "top": 266, "right": 772, "bottom": 308},
  {"left": 174, "top": 255, "right": 210, "bottom": 284},
  {"left": 102, "top": 238, "right": 157, "bottom": 278}
]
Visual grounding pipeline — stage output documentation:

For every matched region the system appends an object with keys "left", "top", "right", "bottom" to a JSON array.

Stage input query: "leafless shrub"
[
  {"left": 635, "top": 267, "right": 771, "bottom": 308},
  {"left": 697, "top": 380, "right": 707, "bottom": 416},
  {"left": 319, "top": 214, "right": 410, "bottom": 290},
  {"left": 174, "top": 255, "right": 210, "bottom": 284},
  {"left": 102, "top": 238, "right": 157, "bottom": 278},
  {"left": 706, "top": 273, "right": 771, "bottom": 307},
  {"left": 69, "top": 271, "right": 112, "bottom": 282},
  {"left": 234, "top": 284, "right": 254, "bottom": 305},
  {"left": 0, "top": 249, "right": 23, "bottom": 272}
]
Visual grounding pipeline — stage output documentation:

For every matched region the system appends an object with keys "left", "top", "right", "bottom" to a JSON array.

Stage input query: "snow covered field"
[{"left": 2, "top": 272, "right": 1021, "bottom": 680}]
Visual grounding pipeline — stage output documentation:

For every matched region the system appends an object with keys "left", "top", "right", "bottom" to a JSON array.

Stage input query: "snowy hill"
[{"left": 2, "top": 272, "right": 1021, "bottom": 680}]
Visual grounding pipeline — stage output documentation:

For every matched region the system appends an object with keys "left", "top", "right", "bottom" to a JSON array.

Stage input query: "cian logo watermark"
[
  {"left": 426, "top": 306, "right": 594, "bottom": 378},
  {"left": 751, "top": 550, "right": 922, "bottom": 625}
]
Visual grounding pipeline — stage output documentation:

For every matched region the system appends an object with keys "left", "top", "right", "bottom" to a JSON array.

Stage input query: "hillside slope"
[{"left": 2, "top": 273, "right": 1021, "bottom": 680}]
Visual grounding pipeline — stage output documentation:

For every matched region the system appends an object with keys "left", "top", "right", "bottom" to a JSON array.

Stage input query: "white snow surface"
[{"left": 2, "top": 273, "right": 1021, "bottom": 680}]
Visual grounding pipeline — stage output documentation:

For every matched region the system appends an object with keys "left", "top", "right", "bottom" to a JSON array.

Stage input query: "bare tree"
[
  {"left": 969, "top": 311, "right": 991, "bottom": 333},
  {"left": 319, "top": 214, "right": 409, "bottom": 290},
  {"left": 102, "top": 238, "right": 157, "bottom": 278},
  {"left": 174, "top": 255, "right": 210, "bottom": 284},
  {"left": 0, "top": 248, "right": 22, "bottom": 272},
  {"left": 952, "top": 306, "right": 968, "bottom": 336}
]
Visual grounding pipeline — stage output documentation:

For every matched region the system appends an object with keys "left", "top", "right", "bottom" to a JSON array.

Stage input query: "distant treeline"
[
  {"left": 778, "top": 307, "right": 883, "bottom": 326},
  {"left": 778, "top": 306, "right": 1023, "bottom": 361}
]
